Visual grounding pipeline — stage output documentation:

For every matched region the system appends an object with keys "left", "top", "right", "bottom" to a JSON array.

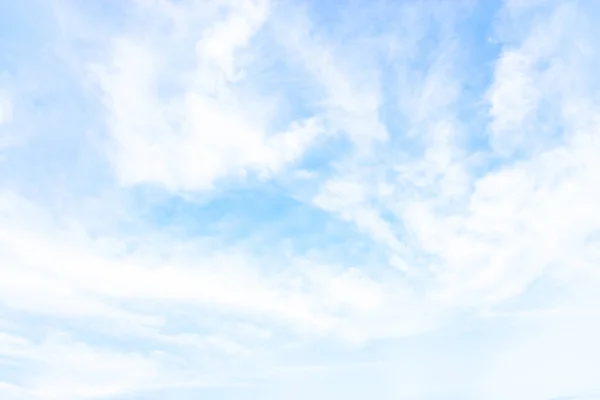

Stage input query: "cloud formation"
[{"left": 1, "top": 0, "right": 600, "bottom": 398}]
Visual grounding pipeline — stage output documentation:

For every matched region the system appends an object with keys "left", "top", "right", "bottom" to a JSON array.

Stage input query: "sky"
[{"left": 1, "top": 0, "right": 600, "bottom": 398}]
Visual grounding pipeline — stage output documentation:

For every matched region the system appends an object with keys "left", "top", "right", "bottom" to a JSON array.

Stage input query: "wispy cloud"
[{"left": 1, "top": 0, "right": 600, "bottom": 398}]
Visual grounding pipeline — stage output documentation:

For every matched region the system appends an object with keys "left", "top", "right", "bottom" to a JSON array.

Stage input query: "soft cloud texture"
[{"left": 1, "top": 0, "right": 600, "bottom": 399}]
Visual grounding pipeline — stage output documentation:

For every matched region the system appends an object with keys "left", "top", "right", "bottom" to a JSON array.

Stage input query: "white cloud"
[
  {"left": 308, "top": 11, "right": 468, "bottom": 274},
  {"left": 3, "top": 0, "right": 600, "bottom": 398},
  {"left": 0, "top": 192, "right": 402, "bottom": 395},
  {"left": 0, "top": 190, "right": 407, "bottom": 343},
  {"left": 487, "top": 49, "right": 540, "bottom": 155},
  {"left": 0, "top": 331, "right": 164, "bottom": 399},
  {"left": 89, "top": 0, "right": 328, "bottom": 192},
  {"left": 313, "top": 176, "right": 406, "bottom": 256},
  {"left": 0, "top": 90, "right": 14, "bottom": 150},
  {"left": 0, "top": 91, "right": 11, "bottom": 126},
  {"left": 307, "top": 0, "right": 600, "bottom": 316},
  {"left": 0, "top": 382, "right": 28, "bottom": 400},
  {"left": 271, "top": 7, "right": 387, "bottom": 146},
  {"left": 197, "top": 0, "right": 269, "bottom": 82},
  {"left": 505, "top": 0, "right": 552, "bottom": 8}
]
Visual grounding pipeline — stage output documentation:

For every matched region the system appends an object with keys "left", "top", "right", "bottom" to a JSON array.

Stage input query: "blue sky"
[{"left": 2, "top": 0, "right": 600, "bottom": 398}]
